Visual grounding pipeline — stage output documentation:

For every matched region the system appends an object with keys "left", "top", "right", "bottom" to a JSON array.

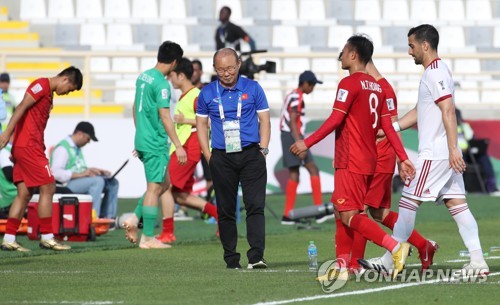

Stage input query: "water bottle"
[{"left": 308, "top": 241, "right": 318, "bottom": 270}]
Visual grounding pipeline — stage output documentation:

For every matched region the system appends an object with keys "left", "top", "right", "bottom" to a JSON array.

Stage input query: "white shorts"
[{"left": 402, "top": 159, "right": 466, "bottom": 204}]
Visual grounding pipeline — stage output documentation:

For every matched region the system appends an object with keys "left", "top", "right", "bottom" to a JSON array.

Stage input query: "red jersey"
[
  {"left": 376, "top": 78, "right": 398, "bottom": 174},
  {"left": 13, "top": 78, "right": 53, "bottom": 149},
  {"left": 332, "top": 72, "right": 391, "bottom": 175}
]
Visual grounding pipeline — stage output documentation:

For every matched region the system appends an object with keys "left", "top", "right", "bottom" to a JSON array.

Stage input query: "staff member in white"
[{"left": 372, "top": 24, "right": 488, "bottom": 275}]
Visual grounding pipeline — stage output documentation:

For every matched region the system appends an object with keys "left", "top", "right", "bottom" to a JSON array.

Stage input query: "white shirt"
[
  {"left": 417, "top": 59, "right": 456, "bottom": 160},
  {"left": 51, "top": 136, "right": 79, "bottom": 183},
  {"left": 0, "top": 144, "right": 13, "bottom": 169}
]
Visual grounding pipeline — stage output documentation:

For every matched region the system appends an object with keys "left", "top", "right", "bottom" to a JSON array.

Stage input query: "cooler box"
[{"left": 27, "top": 194, "right": 94, "bottom": 242}]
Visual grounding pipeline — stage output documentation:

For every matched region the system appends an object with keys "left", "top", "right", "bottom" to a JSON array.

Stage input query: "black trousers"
[{"left": 210, "top": 144, "right": 267, "bottom": 267}]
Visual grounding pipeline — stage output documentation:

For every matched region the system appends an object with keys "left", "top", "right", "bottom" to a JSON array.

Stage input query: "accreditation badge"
[{"left": 223, "top": 120, "right": 242, "bottom": 153}]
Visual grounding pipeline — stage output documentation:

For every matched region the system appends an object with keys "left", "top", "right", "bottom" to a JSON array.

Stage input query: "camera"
[{"left": 239, "top": 50, "right": 276, "bottom": 79}]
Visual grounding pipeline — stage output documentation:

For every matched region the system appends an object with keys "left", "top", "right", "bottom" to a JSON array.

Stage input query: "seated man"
[
  {"left": 0, "top": 135, "right": 16, "bottom": 218},
  {"left": 50, "top": 122, "right": 119, "bottom": 221}
]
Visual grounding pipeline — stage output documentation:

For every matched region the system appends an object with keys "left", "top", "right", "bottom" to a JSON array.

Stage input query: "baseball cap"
[
  {"left": 0, "top": 73, "right": 10, "bottom": 83},
  {"left": 299, "top": 70, "right": 323, "bottom": 85},
  {"left": 74, "top": 121, "right": 98, "bottom": 141}
]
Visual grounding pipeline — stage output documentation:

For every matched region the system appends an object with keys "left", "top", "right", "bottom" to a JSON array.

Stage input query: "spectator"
[
  {"left": 0, "top": 66, "right": 82, "bottom": 252},
  {"left": 456, "top": 108, "right": 499, "bottom": 195},
  {"left": 50, "top": 121, "right": 119, "bottom": 221},
  {"left": 0, "top": 73, "right": 16, "bottom": 133},
  {"left": 0, "top": 134, "right": 16, "bottom": 219},
  {"left": 215, "top": 6, "right": 256, "bottom": 51},
  {"left": 279, "top": 70, "right": 328, "bottom": 225},
  {"left": 196, "top": 48, "right": 270, "bottom": 269}
]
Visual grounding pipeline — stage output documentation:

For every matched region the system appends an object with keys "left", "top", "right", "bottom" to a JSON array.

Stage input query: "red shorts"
[
  {"left": 12, "top": 146, "right": 55, "bottom": 188},
  {"left": 364, "top": 172, "right": 393, "bottom": 209},
  {"left": 168, "top": 133, "right": 201, "bottom": 193},
  {"left": 331, "top": 169, "right": 372, "bottom": 212}
]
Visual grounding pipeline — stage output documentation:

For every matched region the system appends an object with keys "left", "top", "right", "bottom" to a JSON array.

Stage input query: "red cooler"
[{"left": 27, "top": 194, "right": 94, "bottom": 242}]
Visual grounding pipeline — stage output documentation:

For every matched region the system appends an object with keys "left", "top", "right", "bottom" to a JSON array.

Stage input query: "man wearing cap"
[
  {"left": 0, "top": 73, "right": 17, "bottom": 133},
  {"left": 50, "top": 121, "right": 119, "bottom": 221},
  {"left": 279, "top": 70, "right": 330, "bottom": 225}
]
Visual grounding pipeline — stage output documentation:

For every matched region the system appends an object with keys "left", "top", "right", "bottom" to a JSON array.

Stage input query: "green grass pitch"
[{"left": 1, "top": 193, "right": 499, "bottom": 305}]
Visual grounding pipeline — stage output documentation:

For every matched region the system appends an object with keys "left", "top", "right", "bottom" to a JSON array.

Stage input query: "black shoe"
[
  {"left": 226, "top": 264, "right": 242, "bottom": 269},
  {"left": 248, "top": 259, "right": 267, "bottom": 269},
  {"left": 281, "top": 216, "right": 297, "bottom": 225}
]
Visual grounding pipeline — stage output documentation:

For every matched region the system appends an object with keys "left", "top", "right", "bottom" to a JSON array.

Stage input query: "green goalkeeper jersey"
[{"left": 134, "top": 68, "right": 171, "bottom": 153}]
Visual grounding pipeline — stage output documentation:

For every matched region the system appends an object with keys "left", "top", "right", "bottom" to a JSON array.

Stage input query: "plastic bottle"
[{"left": 308, "top": 241, "right": 318, "bottom": 270}]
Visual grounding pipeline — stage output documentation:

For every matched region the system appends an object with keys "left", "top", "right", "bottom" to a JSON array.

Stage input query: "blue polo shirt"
[{"left": 197, "top": 76, "right": 269, "bottom": 150}]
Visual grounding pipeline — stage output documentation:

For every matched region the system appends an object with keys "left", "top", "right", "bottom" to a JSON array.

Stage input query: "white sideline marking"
[
  {"left": 7, "top": 301, "right": 124, "bottom": 305},
  {"left": 251, "top": 272, "right": 500, "bottom": 305},
  {"left": 0, "top": 270, "right": 87, "bottom": 274}
]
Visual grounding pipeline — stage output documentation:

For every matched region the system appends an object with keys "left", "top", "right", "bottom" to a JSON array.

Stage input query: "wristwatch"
[{"left": 260, "top": 147, "right": 269, "bottom": 156}]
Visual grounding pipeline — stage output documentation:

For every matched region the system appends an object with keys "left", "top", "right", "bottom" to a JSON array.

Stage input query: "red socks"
[
  {"left": 283, "top": 179, "right": 298, "bottom": 217},
  {"left": 162, "top": 217, "right": 174, "bottom": 235},
  {"left": 349, "top": 213, "right": 398, "bottom": 252},
  {"left": 310, "top": 175, "right": 322, "bottom": 205},
  {"left": 382, "top": 210, "right": 427, "bottom": 250},
  {"left": 39, "top": 217, "right": 53, "bottom": 234},
  {"left": 203, "top": 202, "right": 218, "bottom": 221},
  {"left": 335, "top": 219, "right": 353, "bottom": 264},
  {"left": 5, "top": 218, "right": 21, "bottom": 235},
  {"left": 350, "top": 213, "right": 368, "bottom": 268}
]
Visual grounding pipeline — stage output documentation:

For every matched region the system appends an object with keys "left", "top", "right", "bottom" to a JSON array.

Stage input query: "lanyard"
[{"left": 216, "top": 82, "right": 242, "bottom": 122}]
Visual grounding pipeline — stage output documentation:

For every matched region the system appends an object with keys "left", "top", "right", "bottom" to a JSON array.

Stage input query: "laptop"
[{"left": 108, "top": 159, "right": 129, "bottom": 180}]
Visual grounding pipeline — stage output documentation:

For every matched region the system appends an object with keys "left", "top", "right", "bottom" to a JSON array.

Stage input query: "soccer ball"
[{"left": 116, "top": 212, "right": 135, "bottom": 229}]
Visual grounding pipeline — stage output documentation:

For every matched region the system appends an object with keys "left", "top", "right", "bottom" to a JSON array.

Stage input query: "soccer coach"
[{"left": 196, "top": 48, "right": 271, "bottom": 270}]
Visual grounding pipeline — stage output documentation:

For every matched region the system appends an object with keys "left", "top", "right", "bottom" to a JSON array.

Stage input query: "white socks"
[
  {"left": 3, "top": 233, "right": 15, "bottom": 243},
  {"left": 393, "top": 197, "right": 419, "bottom": 243},
  {"left": 41, "top": 233, "right": 54, "bottom": 241},
  {"left": 449, "top": 203, "right": 485, "bottom": 263}
]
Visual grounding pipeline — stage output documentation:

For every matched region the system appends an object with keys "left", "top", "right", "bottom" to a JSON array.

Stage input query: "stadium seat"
[
  {"left": 439, "top": 26, "right": 466, "bottom": 49},
  {"left": 328, "top": 25, "right": 354, "bottom": 49},
  {"left": 104, "top": 0, "right": 131, "bottom": 19},
  {"left": 242, "top": 0, "right": 270, "bottom": 20},
  {"left": 492, "top": 26, "right": 500, "bottom": 47},
  {"left": 260, "top": 80, "right": 283, "bottom": 108},
  {"left": 465, "top": 26, "right": 493, "bottom": 48},
  {"left": 162, "top": 25, "right": 189, "bottom": 48},
  {"left": 189, "top": 24, "right": 213, "bottom": 51},
  {"left": 410, "top": 0, "right": 437, "bottom": 21},
  {"left": 114, "top": 80, "right": 136, "bottom": 104},
  {"left": 298, "top": 0, "right": 326, "bottom": 21},
  {"left": 438, "top": 0, "right": 465, "bottom": 21},
  {"left": 466, "top": 0, "right": 492, "bottom": 21},
  {"left": 325, "top": 0, "right": 354, "bottom": 21},
  {"left": 382, "top": 0, "right": 409, "bottom": 21},
  {"left": 132, "top": 0, "right": 158, "bottom": 19},
  {"left": 189, "top": 0, "right": 214, "bottom": 19},
  {"left": 310, "top": 88, "right": 337, "bottom": 105},
  {"left": 48, "top": 0, "right": 74, "bottom": 19},
  {"left": 134, "top": 24, "right": 161, "bottom": 48},
  {"left": 355, "top": 0, "right": 381, "bottom": 21},
  {"left": 481, "top": 80, "right": 500, "bottom": 103},
  {"left": 373, "top": 58, "right": 396, "bottom": 73},
  {"left": 159, "top": 0, "right": 187, "bottom": 19},
  {"left": 454, "top": 59, "right": 481, "bottom": 74},
  {"left": 80, "top": 23, "right": 106, "bottom": 46},
  {"left": 272, "top": 25, "right": 299, "bottom": 48},
  {"left": 90, "top": 57, "right": 110, "bottom": 72},
  {"left": 20, "top": 0, "right": 46, "bottom": 20},
  {"left": 383, "top": 26, "right": 410, "bottom": 49},
  {"left": 215, "top": 0, "right": 243, "bottom": 20},
  {"left": 283, "top": 58, "right": 310, "bottom": 73},
  {"left": 455, "top": 81, "right": 480, "bottom": 104},
  {"left": 53, "top": 24, "right": 79, "bottom": 47},
  {"left": 76, "top": 0, "right": 103, "bottom": 19},
  {"left": 299, "top": 26, "right": 328, "bottom": 49},
  {"left": 311, "top": 58, "right": 338, "bottom": 73},
  {"left": 111, "top": 57, "right": 139, "bottom": 72},
  {"left": 246, "top": 25, "right": 272, "bottom": 50},
  {"left": 107, "top": 24, "right": 133, "bottom": 46},
  {"left": 271, "top": 0, "right": 298, "bottom": 21}
]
